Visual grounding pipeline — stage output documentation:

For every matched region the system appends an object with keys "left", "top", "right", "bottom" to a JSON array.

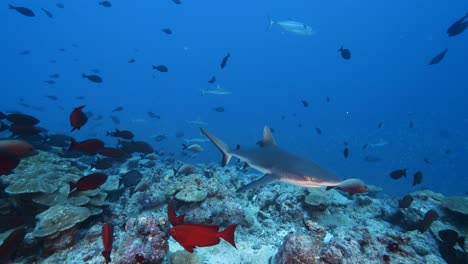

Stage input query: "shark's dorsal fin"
[{"left": 262, "top": 126, "right": 276, "bottom": 146}]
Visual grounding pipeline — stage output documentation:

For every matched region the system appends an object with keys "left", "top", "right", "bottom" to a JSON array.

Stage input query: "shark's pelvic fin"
[
  {"left": 237, "top": 174, "right": 277, "bottom": 192},
  {"left": 200, "top": 128, "right": 232, "bottom": 166},
  {"left": 262, "top": 126, "right": 276, "bottom": 146}
]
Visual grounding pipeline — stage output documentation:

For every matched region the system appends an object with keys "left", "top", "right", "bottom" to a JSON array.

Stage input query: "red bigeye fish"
[
  {"left": 419, "top": 209, "right": 439, "bottom": 232},
  {"left": 98, "top": 147, "right": 127, "bottom": 159},
  {"left": 70, "top": 105, "right": 88, "bottom": 132},
  {"left": 0, "top": 151, "right": 20, "bottom": 175},
  {"left": 168, "top": 202, "right": 185, "bottom": 226},
  {"left": 0, "top": 228, "right": 26, "bottom": 263},
  {"left": 398, "top": 195, "right": 414, "bottom": 209},
  {"left": 412, "top": 171, "right": 423, "bottom": 186},
  {"left": 169, "top": 224, "right": 237, "bottom": 253},
  {"left": 0, "top": 139, "right": 37, "bottom": 158},
  {"left": 326, "top": 178, "right": 368, "bottom": 195},
  {"left": 102, "top": 223, "right": 114, "bottom": 264},
  {"left": 71, "top": 173, "right": 108, "bottom": 191},
  {"left": 69, "top": 138, "right": 104, "bottom": 154}
]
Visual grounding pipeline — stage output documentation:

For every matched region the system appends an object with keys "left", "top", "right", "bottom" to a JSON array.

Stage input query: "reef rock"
[
  {"left": 4, "top": 151, "right": 82, "bottom": 195},
  {"left": 442, "top": 196, "right": 468, "bottom": 216},
  {"left": 170, "top": 250, "right": 202, "bottom": 264},
  {"left": 275, "top": 233, "right": 320, "bottom": 264},
  {"left": 33, "top": 205, "right": 91, "bottom": 238},
  {"left": 115, "top": 213, "right": 169, "bottom": 264},
  {"left": 174, "top": 174, "right": 208, "bottom": 203},
  {"left": 304, "top": 188, "right": 351, "bottom": 209}
]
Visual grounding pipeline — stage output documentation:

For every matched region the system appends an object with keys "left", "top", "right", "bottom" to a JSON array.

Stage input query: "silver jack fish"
[
  {"left": 201, "top": 126, "right": 341, "bottom": 192},
  {"left": 267, "top": 15, "right": 316, "bottom": 36}
]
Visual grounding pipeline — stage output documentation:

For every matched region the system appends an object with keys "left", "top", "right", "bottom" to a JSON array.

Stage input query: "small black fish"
[
  {"left": 154, "top": 134, "right": 167, "bottom": 142},
  {"left": 326, "top": 96, "right": 330, "bottom": 103},
  {"left": 45, "top": 95, "right": 58, "bottom": 101},
  {"left": 91, "top": 157, "right": 113, "bottom": 170},
  {"left": 390, "top": 169, "right": 407, "bottom": 180},
  {"left": 152, "top": 65, "right": 168, "bottom": 72},
  {"left": 398, "top": 195, "right": 413, "bottom": 209},
  {"left": 147, "top": 112, "right": 160, "bottom": 119},
  {"left": 112, "top": 106, "right": 123, "bottom": 112},
  {"left": 172, "top": 0, "right": 182, "bottom": 4},
  {"left": 128, "top": 58, "right": 136, "bottom": 63},
  {"left": 213, "top": 106, "right": 225, "bottom": 112},
  {"left": 56, "top": 3, "right": 64, "bottom": 8},
  {"left": 339, "top": 46, "right": 351, "bottom": 60},
  {"left": 8, "top": 5, "right": 35, "bottom": 17},
  {"left": 447, "top": 13, "right": 468, "bottom": 37},
  {"left": 409, "top": 120, "right": 414, "bottom": 128},
  {"left": 377, "top": 122, "right": 383, "bottom": 128},
  {"left": 362, "top": 143, "right": 368, "bottom": 150},
  {"left": 220, "top": 53, "right": 230, "bottom": 69},
  {"left": 99, "top": 1, "right": 112, "bottom": 7},
  {"left": 412, "top": 171, "right": 423, "bottom": 186},
  {"left": 18, "top": 50, "right": 30, "bottom": 55},
  {"left": 445, "top": 148, "right": 452, "bottom": 155},
  {"left": 439, "top": 229, "right": 465, "bottom": 249},
  {"left": 82, "top": 74, "right": 103, "bottom": 83},
  {"left": 76, "top": 96, "right": 85, "bottom": 100},
  {"left": 208, "top": 76, "right": 216, "bottom": 84},
  {"left": 364, "top": 155, "right": 382, "bottom": 163},
  {"left": 429, "top": 49, "right": 448, "bottom": 65},
  {"left": 49, "top": 73, "right": 60, "bottom": 79},
  {"left": 41, "top": 8, "right": 53, "bottom": 18},
  {"left": 301, "top": 100, "right": 309, "bottom": 108},
  {"left": 315, "top": 127, "right": 322, "bottom": 135},
  {"left": 343, "top": 147, "right": 349, "bottom": 159},
  {"left": 162, "top": 28, "right": 172, "bottom": 35},
  {"left": 423, "top": 158, "right": 431, "bottom": 164}
]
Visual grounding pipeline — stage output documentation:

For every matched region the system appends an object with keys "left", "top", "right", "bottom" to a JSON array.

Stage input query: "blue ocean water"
[{"left": 1, "top": 0, "right": 467, "bottom": 197}]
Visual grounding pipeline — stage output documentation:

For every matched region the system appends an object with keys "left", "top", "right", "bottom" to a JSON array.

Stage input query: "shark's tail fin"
[
  {"left": 200, "top": 128, "right": 232, "bottom": 166},
  {"left": 266, "top": 14, "right": 275, "bottom": 31}
]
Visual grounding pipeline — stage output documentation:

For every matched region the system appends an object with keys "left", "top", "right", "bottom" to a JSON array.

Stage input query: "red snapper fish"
[
  {"left": 101, "top": 223, "right": 114, "bottom": 264},
  {"left": 71, "top": 173, "right": 108, "bottom": 191},
  {"left": 70, "top": 105, "right": 88, "bottom": 132},
  {"left": 170, "top": 224, "right": 237, "bottom": 253},
  {"left": 167, "top": 202, "right": 237, "bottom": 253}
]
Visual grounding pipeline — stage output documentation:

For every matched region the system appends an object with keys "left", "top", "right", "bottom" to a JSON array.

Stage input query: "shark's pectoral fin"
[{"left": 237, "top": 174, "right": 277, "bottom": 192}]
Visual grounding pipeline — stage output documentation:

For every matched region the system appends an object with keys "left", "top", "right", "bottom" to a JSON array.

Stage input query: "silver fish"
[
  {"left": 267, "top": 15, "right": 316, "bottom": 36},
  {"left": 201, "top": 84, "right": 232, "bottom": 95}
]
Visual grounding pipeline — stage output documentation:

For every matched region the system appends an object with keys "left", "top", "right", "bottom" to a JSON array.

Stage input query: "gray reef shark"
[{"left": 201, "top": 126, "right": 342, "bottom": 192}]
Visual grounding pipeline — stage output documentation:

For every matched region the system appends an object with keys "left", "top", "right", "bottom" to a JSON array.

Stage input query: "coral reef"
[
  {"left": 1, "top": 150, "right": 467, "bottom": 263},
  {"left": 114, "top": 213, "right": 169, "bottom": 264}
]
